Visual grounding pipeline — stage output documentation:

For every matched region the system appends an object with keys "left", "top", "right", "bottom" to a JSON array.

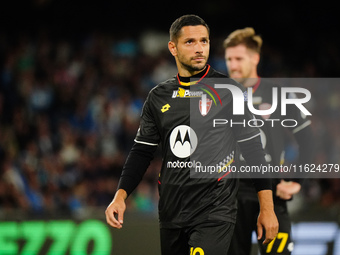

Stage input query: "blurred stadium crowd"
[{"left": 0, "top": 29, "right": 339, "bottom": 220}]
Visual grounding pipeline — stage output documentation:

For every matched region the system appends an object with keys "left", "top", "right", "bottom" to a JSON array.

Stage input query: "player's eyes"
[{"left": 185, "top": 39, "right": 208, "bottom": 45}]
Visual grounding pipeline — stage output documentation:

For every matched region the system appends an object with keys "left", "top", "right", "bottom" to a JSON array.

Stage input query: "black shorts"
[
  {"left": 228, "top": 199, "right": 293, "bottom": 255},
  {"left": 160, "top": 221, "right": 235, "bottom": 255}
]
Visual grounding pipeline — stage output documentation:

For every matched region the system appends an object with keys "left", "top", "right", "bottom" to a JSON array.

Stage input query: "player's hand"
[
  {"left": 105, "top": 189, "right": 127, "bottom": 229},
  {"left": 257, "top": 208, "right": 279, "bottom": 245},
  {"left": 276, "top": 180, "right": 301, "bottom": 200}
]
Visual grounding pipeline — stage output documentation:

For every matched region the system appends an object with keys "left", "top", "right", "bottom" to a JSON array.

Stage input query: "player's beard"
[
  {"left": 229, "top": 67, "right": 253, "bottom": 86},
  {"left": 232, "top": 77, "right": 247, "bottom": 84},
  {"left": 230, "top": 76, "right": 254, "bottom": 88},
  {"left": 178, "top": 54, "right": 208, "bottom": 73}
]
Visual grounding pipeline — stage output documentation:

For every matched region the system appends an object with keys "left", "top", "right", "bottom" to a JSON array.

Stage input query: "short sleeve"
[{"left": 134, "top": 93, "right": 160, "bottom": 146}]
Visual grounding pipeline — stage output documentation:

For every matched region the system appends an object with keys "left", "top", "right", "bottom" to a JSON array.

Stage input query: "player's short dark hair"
[
  {"left": 223, "top": 27, "right": 262, "bottom": 54},
  {"left": 169, "top": 14, "right": 210, "bottom": 42}
]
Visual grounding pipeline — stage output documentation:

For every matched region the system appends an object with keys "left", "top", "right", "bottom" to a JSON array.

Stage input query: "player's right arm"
[
  {"left": 105, "top": 142, "right": 157, "bottom": 229},
  {"left": 106, "top": 189, "right": 127, "bottom": 229},
  {"left": 105, "top": 93, "right": 160, "bottom": 229}
]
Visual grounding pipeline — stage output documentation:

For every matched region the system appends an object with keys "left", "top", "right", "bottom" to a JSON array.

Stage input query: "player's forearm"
[
  {"left": 257, "top": 189, "right": 274, "bottom": 212},
  {"left": 256, "top": 189, "right": 278, "bottom": 244},
  {"left": 114, "top": 189, "right": 128, "bottom": 201},
  {"left": 117, "top": 142, "right": 157, "bottom": 196}
]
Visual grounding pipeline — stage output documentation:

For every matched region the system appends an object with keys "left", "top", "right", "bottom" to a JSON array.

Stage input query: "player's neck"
[
  {"left": 242, "top": 70, "right": 259, "bottom": 87},
  {"left": 243, "top": 76, "right": 259, "bottom": 88},
  {"left": 177, "top": 65, "right": 209, "bottom": 83},
  {"left": 178, "top": 65, "right": 207, "bottom": 78}
]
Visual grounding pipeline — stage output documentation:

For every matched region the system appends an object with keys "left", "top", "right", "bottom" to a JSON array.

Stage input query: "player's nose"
[
  {"left": 194, "top": 42, "right": 204, "bottom": 53},
  {"left": 227, "top": 60, "right": 238, "bottom": 70}
]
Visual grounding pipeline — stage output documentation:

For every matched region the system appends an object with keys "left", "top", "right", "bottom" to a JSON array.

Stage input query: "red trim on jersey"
[
  {"left": 252, "top": 77, "right": 261, "bottom": 93},
  {"left": 201, "top": 82, "right": 223, "bottom": 106},
  {"left": 217, "top": 160, "right": 235, "bottom": 181},
  {"left": 176, "top": 64, "right": 211, "bottom": 85},
  {"left": 218, "top": 171, "right": 231, "bottom": 182}
]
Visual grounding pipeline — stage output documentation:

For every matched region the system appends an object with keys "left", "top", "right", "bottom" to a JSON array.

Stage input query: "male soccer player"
[
  {"left": 106, "top": 16, "right": 278, "bottom": 255},
  {"left": 224, "top": 27, "right": 313, "bottom": 255}
]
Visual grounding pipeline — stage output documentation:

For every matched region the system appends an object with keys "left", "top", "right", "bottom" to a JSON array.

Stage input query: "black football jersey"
[
  {"left": 135, "top": 65, "right": 260, "bottom": 228},
  {"left": 238, "top": 78, "right": 312, "bottom": 200}
]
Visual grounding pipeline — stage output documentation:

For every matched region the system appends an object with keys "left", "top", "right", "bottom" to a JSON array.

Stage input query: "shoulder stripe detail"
[
  {"left": 292, "top": 120, "right": 312, "bottom": 134},
  {"left": 134, "top": 139, "right": 158, "bottom": 146},
  {"left": 237, "top": 133, "right": 260, "bottom": 143}
]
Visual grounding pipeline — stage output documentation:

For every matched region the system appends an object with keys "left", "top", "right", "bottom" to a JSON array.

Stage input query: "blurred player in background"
[
  {"left": 106, "top": 15, "right": 278, "bottom": 255},
  {"left": 224, "top": 27, "right": 314, "bottom": 255}
]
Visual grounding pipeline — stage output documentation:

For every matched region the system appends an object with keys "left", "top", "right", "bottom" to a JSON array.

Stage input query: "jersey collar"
[
  {"left": 252, "top": 77, "right": 261, "bottom": 93},
  {"left": 176, "top": 65, "right": 211, "bottom": 86}
]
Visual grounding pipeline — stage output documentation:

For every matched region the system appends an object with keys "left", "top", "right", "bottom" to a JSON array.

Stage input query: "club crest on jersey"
[{"left": 199, "top": 94, "right": 212, "bottom": 116}]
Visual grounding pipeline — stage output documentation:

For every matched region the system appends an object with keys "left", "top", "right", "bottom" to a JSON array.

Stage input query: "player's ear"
[
  {"left": 168, "top": 41, "right": 177, "bottom": 56},
  {"left": 252, "top": 52, "right": 260, "bottom": 66}
]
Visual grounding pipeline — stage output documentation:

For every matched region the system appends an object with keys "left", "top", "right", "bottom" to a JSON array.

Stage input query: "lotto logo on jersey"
[{"left": 169, "top": 125, "right": 198, "bottom": 158}]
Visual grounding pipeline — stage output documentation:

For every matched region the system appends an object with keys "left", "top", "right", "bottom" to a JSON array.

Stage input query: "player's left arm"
[
  {"left": 232, "top": 84, "right": 278, "bottom": 244},
  {"left": 285, "top": 91, "right": 315, "bottom": 166},
  {"left": 257, "top": 189, "right": 279, "bottom": 244},
  {"left": 238, "top": 136, "right": 279, "bottom": 244},
  {"left": 277, "top": 95, "right": 315, "bottom": 199}
]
